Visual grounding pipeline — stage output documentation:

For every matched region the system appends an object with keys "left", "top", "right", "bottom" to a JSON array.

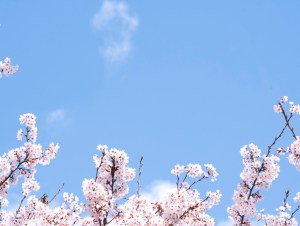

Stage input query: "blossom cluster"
[
  {"left": 228, "top": 144, "right": 280, "bottom": 225},
  {"left": 160, "top": 164, "right": 220, "bottom": 225},
  {"left": 0, "top": 193, "right": 82, "bottom": 225},
  {"left": 258, "top": 191, "right": 300, "bottom": 226},
  {"left": 81, "top": 145, "right": 136, "bottom": 225},
  {"left": 116, "top": 195, "right": 164, "bottom": 225},
  {"left": 171, "top": 163, "right": 218, "bottom": 182},
  {"left": 0, "top": 57, "right": 18, "bottom": 78},
  {"left": 258, "top": 205, "right": 297, "bottom": 226},
  {"left": 159, "top": 184, "right": 221, "bottom": 225},
  {"left": 286, "top": 138, "right": 300, "bottom": 171},
  {"left": 0, "top": 113, "right": 60, "bottom": 225},
  {"left": 273, "top": 96, "right": 300, "bottom": 115},
  {"left": 115, "top": 163, "right": 221, "bottom": 226}
]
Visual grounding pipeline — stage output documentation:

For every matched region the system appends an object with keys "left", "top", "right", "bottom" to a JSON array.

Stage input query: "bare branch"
[
  {"left": 48, "top": 183, "right": 65, "bottom": 204},
  {"left": 137, "top": 156, "right": 143, "bottom": 198},
  {"left": 279, "top": 103, "right": 297, "bottom": 140}
]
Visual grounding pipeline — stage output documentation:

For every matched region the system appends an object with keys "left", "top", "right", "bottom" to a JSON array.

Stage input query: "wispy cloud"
[
  {"left": 47, "top": 109, "right": 66, "bottom": 124},
  {"left": 92, "top": 0, "right": 139, "bottom": 62},
  {"left": 142, "top": 180, "right": 175, "bottom": 201}
]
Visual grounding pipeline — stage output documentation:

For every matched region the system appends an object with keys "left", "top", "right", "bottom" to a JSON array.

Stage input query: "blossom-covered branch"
[{"left": 229, "top": 96, "right": 300, "bottom": 225}]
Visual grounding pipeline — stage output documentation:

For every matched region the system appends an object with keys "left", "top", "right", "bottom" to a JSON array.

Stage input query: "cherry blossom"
[
  {"left": 286, "top": 138, "right": 300, "bottom": 171},
  {"left": 227, "top": 144, "right": 281, "bottom": 225},
  {"left": 0, "top": 57, "right": 19, "bottom": 78}
]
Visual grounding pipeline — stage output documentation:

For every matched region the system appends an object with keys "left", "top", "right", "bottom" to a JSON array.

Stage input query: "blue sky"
[{"left": 1, "top": 0, "right": 300, "bottom": 224}]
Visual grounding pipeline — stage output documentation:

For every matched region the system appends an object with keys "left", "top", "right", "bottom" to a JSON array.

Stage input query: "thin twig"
[
  {"left": 290, "top": 205, "right": 300, "bottom": 219},
  {"left": 95, "top": 152, "right": 106, "bottom": 181},
  {"left": 16, "top": 195, "right": 27, "bottom": 215},
  {"left": 180, "top": 173, "right": 188, "bottom": 189},
  {"left": 176, "top": 175, "right": 179, "bottom": 189},
  {"left": 187, "top": 175, "right": 206, "bottom": 190},
  {"left": 48, "top": 183, "right": 65, "bottom": 204},
  {"left": 137, "top": 156, "right": 143, "bottom": 198},
  {"left": 279, "top": 103, "right": 297, "bottom": 140},
  {"left": 267, "top": 114, "right": 292, "bottom": 156},
  {"left": 283, "top": 190, "right": 290, "bottom": 207}
]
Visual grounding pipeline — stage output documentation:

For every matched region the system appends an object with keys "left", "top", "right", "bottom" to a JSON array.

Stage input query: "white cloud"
[
  {"left": 47, "top": 109, "right": 66, "bottom": 124},
  {"left": 142, "top": 180, "right": 175, "bottom": 201},
  {"left": 92, "top": 0, "right": 139, "bottom": 62}
]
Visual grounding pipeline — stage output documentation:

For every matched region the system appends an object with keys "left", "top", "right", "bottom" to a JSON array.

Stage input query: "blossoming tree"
[{"left": 1, "top": 57, "right": 300, "bottom": 225}]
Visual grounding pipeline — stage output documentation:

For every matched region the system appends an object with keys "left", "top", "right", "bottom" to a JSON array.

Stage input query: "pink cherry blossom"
[{"left": 0, "top": 57, "right": 18, "bottom": 78}]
